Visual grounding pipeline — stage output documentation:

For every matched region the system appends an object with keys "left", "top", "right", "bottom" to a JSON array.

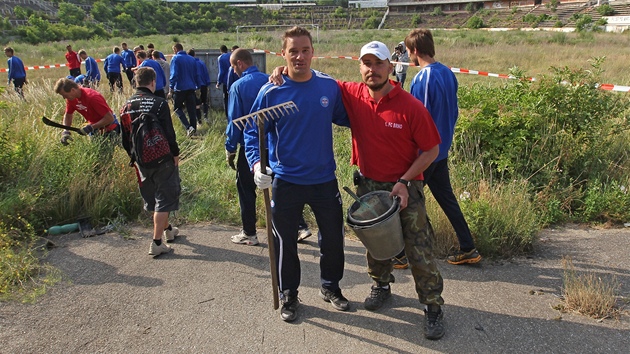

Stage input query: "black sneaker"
[
  {"left": 320, "top": 287, "right": 349, "bottom": 311},
  {"left": 280, "top": 291, "right": 299, "bottom": 322},
  {"left": 424, "top": 304, "right": 445, "bottom": 340},
  {"left": 364, "top": 284, "right": 391, "bottom": 311},
  {"left": 447, "top": 248, "right": 482, "bottom": 265}
]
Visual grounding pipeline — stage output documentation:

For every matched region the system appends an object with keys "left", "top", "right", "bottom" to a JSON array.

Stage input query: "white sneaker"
[
  {"left": 149, "top": 241, "right": 172, "bottom": 257},
  {"left": 187, "top": 126, "right": 196, "bottom": 137},
  {"left": 164, "top": 225, "right": 179, "bottom": 242},
  {"left": 231, "top": 231, "right": 259, "bottom": 246},
  {"left": 297, "top": 228, "right": 312, "bottom": 242}
]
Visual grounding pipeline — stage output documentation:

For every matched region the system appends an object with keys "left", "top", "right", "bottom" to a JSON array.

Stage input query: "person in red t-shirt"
[
  {"left": 65, "top": 45, "right": 81, "bottom": 78},
  {"left": 337, "top": 41, "right": 445, "bottom": 341},
  {"left": 53, "top": 78, "right": 119, "bottom": 145}
]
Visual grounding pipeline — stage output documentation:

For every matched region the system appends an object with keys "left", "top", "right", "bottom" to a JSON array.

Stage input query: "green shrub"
[
  {"left": 431, "top": 7, "right": 444, "bottom": 16},
  {"left": 466, "top": 16, "right": 484, "bottom": 29},
  {"left": 597, "top": 4, "right": 616, "bottom": 16},
  {"left": 578, "top": 179, "right": 630, "bottom": 223},
  {"left": 362, "top": 16, "right": 380, "bottom": 29},
  {"left": 411, "top": 14, "right": 422, "bottom": 26}
]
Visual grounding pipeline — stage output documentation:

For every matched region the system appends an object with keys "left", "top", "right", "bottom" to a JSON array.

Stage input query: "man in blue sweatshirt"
[
  {"left": 187, "top": 49, "right": 211, "bottom": 123},
  {"left": 169, "top": 43, "right": 199, "bottom": 137},
  {"left": 136, "top": 50, "right": 167, "bottom": 99},
  {"left": 78, "top": 49, "right": 101, "bottom": 88},
  {"left": 244, "top": 26, "right": 350, "bottom": 323},
  {"left": 103, "top": 47, "right": 125, "bottom": 93},
  {"left": 121, "top": 42, "right": 136, "bottom": 87},
  {"left": 4, "top": 46, "right": 26, "bottom": 98}
]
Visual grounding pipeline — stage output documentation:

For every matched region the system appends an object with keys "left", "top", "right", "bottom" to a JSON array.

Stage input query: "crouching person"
[{"left": 119, "top": 67, "right": 182, "bottom": 257}]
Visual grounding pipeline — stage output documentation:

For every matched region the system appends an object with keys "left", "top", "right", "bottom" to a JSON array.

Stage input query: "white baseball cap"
[{"left": 359, "top": 41, "right": 391, "bottom": 60}]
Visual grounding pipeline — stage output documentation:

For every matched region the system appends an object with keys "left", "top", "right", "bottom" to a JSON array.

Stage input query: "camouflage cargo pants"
[{"left": 356, "top": 175, "right": 444, "bottom": 306}]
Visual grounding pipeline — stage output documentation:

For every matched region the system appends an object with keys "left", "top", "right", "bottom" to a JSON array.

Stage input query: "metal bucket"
[{"left": 346, "top": 190, "right": 405, "bottom": 260}]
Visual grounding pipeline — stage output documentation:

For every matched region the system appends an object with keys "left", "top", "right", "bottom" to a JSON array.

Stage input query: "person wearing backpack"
[{"left": 119, "top": 67, "right": 182, "bottom": 257}]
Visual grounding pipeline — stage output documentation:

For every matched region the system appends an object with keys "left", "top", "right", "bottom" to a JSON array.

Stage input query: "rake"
[{"left": 233, "top": 100, "right": 298, "bottom": 310}]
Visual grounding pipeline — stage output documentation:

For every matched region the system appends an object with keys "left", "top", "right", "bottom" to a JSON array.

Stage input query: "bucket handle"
[{"left": 343, "top": 186, "right": 380, "bottom": 218}]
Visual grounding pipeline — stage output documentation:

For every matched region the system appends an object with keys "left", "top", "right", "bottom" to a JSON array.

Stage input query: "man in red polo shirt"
[
  {"left": 65, "top": 45, "right": 81, "bottom": 78},
  {"left": 53, "top": 78, "right": 119, "bottom": 145}
]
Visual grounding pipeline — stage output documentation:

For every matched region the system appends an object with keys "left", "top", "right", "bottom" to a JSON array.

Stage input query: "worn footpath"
[{"left": 0, "top": 223, "right": 628, "bottom": 353}]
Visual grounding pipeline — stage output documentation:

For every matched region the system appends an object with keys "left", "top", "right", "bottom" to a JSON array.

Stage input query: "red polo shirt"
[
  {"left": 338, "top": 80, "right": 440, "bottom": 182},
  {"left": 65, "top": 87, "right": 115, "bottom": 131}
]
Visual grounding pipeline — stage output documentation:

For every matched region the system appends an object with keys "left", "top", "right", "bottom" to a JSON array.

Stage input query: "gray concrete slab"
[{"left": 0, "top": 223, "right": 628, "bottom": 353}]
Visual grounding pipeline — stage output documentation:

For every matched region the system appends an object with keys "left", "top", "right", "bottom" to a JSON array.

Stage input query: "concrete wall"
[{"left": 192, "top": 49, "right": 267, "bottom": 110}]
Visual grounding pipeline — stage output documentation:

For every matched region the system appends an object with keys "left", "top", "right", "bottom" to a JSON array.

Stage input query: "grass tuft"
[{"left": 559, "top": 256, "right": 621, "bottom": 320}]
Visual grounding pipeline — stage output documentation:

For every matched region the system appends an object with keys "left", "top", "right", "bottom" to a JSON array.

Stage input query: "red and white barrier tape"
[
  {"left": 2, "top": 49, "right": 628, "bottom": 92},
  {"left": 252, "top": 48, "right": 629, "bottom": 93}
]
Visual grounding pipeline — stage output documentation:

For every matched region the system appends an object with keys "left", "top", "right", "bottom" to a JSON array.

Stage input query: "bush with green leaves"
[
  {"left": 362, "top": 16, "right": 380, "bottom": 29},
  {"left": 597, "top": 4, "right": 616, "bottom": 16},
  {"left": 456, "top": 59, "right": 630, "bottom": 225},
  {"left": 466, "top": 16, "right": 484, "bottom": 29}
]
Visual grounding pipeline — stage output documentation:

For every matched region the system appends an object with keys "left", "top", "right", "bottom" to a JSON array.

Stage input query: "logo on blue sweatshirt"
[{"left": 320, "top": 96, "right": 329, "bottom": 108}]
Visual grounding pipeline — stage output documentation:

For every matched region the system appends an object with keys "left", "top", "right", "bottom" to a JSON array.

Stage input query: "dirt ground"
[{"left": 0, "top": 223, "right": 628, "bottom": 353}]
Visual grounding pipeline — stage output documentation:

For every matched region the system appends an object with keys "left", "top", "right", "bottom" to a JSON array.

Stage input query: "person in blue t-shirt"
[
  {"left": 187, "top": 49, "right": 211, "bottom": 123},
  {"left": 78, "top": 49, "right": 101, "bottom": 88},
  {"left": 169, "top": 43, "right": 199, "bottom": 137},
  {"left": 406, "top": 28, "right": 481, "bottom": 266},
  {"left": 136, "top": 50, "right": 166, "bottom": 99},
  {"left": 121, "top": 42, "right": 137, "bottom": 87},
  {"left": 103, "top": 47, "right": 125, "bottom": 93},
  {"left": 4, "top": 46, "right": 27, "bottom": 98},
  {"left": 244, "top": 26, "right": 350, "bottom": 323}
]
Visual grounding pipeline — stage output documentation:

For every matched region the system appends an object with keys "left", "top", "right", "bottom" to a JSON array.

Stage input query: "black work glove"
[
  {"left": 60, "top": 131, "right": 73, "bottom": 146},
  {"left": 80, "top": 124, "right": 94, "bottom": 135},
  {"left": 226, "top": 150, "right": 236, "bottom": 170}
]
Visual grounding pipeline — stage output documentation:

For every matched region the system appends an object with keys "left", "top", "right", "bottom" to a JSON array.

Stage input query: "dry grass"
[{"left": 559, "top": 256, "right": 622, "bottom": 320}]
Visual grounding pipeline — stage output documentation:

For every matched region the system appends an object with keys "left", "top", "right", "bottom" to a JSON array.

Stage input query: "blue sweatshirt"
[
  {"left": 410, "top": 62, "right": 459, "bottom": 162},
  {"left": 217, "top": 52, "right": 230, "bottom": 85},
  {"left": 169, "top": 51, "right": 198, "bottom": 91},
  {"left": 104, "top": 53, "right": 125, "bottom": 74},
  {"left": 121, "top": 49, "right": 136, "bottom": 69},
  {"left": 84, "top": 56, "right": 101, "bottom": 82},
  {"left": 139, "top": 59, "right": 166, "bottom": 91},
  {"left": 244, "top": 70, "right": 349, "bottom": 185},
  {"left": 225, "top": 66, "right": 269, "bottom": 152},
  {"left": 7, "top": 56, "right": 26, "bottom": 81},
  {"left": 194, "top": 58, "right": 211, "bottom": 87}
]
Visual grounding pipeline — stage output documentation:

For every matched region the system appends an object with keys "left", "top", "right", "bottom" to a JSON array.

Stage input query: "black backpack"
[{"left": 130, "top": 110, "right": 173, "bottom": 168}]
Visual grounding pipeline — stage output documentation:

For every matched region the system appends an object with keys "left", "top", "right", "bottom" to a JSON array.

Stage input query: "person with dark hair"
[
  {"left": 136, "top": 50, "right": 167, "bottom": 99},
  {"left": 119, "top": 66, "right": 181, "bottom": 257},
  {"left": 65, "top": 45, "right": 81, "bottom": 77},
  {"left": 187, "top": 49, "right": 211, "bottom": 122},
  {"left": 152, "top": 50, "right": 170, "bottom": 97},
  {"left": 225, "top": 48, "right": 269, "bottom": 247},
  {"left": 169, "top": 43, "right": 199, "bottom": 137},
  {"left": 103, "top": 46, "right": 125, "bottom": 93},
  {"left": 405, "top": 28, "right": 481, "bottom": 266},
  {"left": 78, "top": 49, "right": 101, "bottom": 88},
  {"left": 121, "top": 42, "right": 136, "bottom": 86},
  {"left": 216, "top": 44, "right": 231, "bottom": 118},
  {"left": 4, "top": 46, "right": 26, "bottom": 98},
  {"left": 53, "top": 78, "right": 119, "bottom": 145},
  {"left": 244, "top": 26, "right": 350, "bottom": 323},
  {"left": 147, "top": 43, "right": 166, "bottom": 61},
  {"left": 391, "top": 41, "right": 409, "bottom": 90}
]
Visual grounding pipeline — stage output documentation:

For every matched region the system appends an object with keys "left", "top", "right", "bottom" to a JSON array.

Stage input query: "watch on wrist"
[{"left": 397, "top": 178, "right": 411, "bottom": 187}]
